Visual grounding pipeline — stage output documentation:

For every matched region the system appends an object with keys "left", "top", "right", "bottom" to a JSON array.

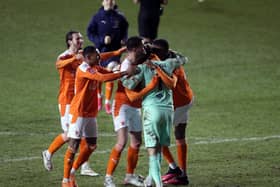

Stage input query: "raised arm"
[
  {"left": 100, "top": 47, "right": 126, "bottom": 61},
  {"left": 83, "top": 68, "right": 127, "bottom": 82},
  {"left": 145, "top": 60, "right": 177, "bottom": 89},
  {"left": 154, "top": 66, "right": 177, "bottom": 89},
  {"left": 56, "top": 53, "right": 83, "bottom": 69}
]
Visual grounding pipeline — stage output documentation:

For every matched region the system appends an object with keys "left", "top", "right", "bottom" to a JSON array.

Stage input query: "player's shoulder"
[
  {"left": 92, "top": 7, "right": 104, "bottom": 19},
  {"left": 57, "top": 50, "right": 72, "bottom": 60},
  {"left": 114, "top": 8, "right": 127, "bottom": 19},
  {"left": 79, "top": 62, "right": 91, "bottom": 73}
]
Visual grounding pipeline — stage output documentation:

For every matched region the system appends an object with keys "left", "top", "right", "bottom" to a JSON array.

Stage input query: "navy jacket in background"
[{"left": 87, "top": 7, "right": 128, "bottom": 66}]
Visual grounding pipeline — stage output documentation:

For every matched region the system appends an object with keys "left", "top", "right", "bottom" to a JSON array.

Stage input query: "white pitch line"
[
  {"left": 1, "top": 135, "right": 280, "bottom": 163},
  {"left": 0, "top": 131, "right": 116, "bottom": 137},
  {"left": 192, "top": 135, "right": 280, "bottom": 145}
]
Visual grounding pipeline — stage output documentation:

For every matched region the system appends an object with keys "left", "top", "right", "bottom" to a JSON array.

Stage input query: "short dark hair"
[
  {"left": 65, "top": 30, "right": 79, "bottom": 48},
  {"left": 126, "top": 36, "right": 143, "bottom": 51},
  {"left": 83, "top": 46, "right": 97, "bottom": 57},
  {"left": 153, "top": 39, "right": 169, "bottom": 52},
  {"left": 152, "top": 39, "right": 170, "bottom": 60}
]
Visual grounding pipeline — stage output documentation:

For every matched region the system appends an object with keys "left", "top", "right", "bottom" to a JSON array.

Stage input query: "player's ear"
[{"left": 67, "top": 39, "right": 72, "bottom": 47}]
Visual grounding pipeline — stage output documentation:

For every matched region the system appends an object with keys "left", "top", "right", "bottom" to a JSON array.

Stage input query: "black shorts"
[{"left": 138, "top": 11, "right": 160, "bottom": 40}]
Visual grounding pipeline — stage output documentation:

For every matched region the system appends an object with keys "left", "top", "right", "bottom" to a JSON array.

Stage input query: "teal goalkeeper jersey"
[{"left": 122, "top": 53, "right": 187, "bottom": 108}]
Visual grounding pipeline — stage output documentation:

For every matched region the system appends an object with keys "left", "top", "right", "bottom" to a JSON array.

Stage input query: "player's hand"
[
  {"left": 75, "top": 53, "right": 84, "bottom": 60},
  {"left": 104, "top": 35, "right": 111, "bottom": 45},
  {"left": 161, "top": 0, "right": 168, "bottom": 5},
  {"left": 168, "top": 49, "right": 177, "bottom": 58},
  {"left": 120, "top": 39, "right": 126, "bottom": 46},
  {"left": 133, "top": 0, "right": 139, "bottom": 4}
]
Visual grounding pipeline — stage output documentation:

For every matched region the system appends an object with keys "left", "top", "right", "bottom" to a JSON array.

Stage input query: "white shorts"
[
  {"left": 67, "top": 116, "right": 98, "bottom": 139},
  {"left": 174, "top": 98, "right": 194, "bottom": 126},
  {"left": 112, "top": 102, "right": 142, "bottom": 132},
  {"left": 58, "top": 104, "right": 70, "bottom": 132}
]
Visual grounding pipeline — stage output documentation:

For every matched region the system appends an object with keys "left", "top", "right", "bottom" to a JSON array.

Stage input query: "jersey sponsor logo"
[
  {"left": 156, "top": 93, "right": 163, "bottom": 99},
  {"left": 101, "top": 20, "right": 106, "bottom": 24}
]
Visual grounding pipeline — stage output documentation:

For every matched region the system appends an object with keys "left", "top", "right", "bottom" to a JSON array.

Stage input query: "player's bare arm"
[
  {"left": 145, "top": 60, "right": 177, "bottom": 89},
  {"left": 83, "top": 68, "right": 128, "bottom": 82},
  {"left": 56, "top": 56, "right": 78, "bottom": 69},
  {"left": 154, "top": 66, "right": 177, "bottom": 89},
  {"left": 125, "top": 75, "right": 159, "bottom": 102}
]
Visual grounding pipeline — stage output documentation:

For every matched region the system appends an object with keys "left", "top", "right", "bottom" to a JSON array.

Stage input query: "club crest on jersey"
[
  {"left": 156, "top": 93, "right": 163, "bottom": 99},
  {"left": 88, "top": 68, "right": 96, "bottom": 74}
]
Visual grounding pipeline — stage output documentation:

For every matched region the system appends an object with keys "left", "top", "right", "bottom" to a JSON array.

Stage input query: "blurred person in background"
[
  {"left": 87, "top": 0, "right": 129, "bottom": 114},
  {"left": 133, "top": 0, "right": 168, "bottom": 43}
]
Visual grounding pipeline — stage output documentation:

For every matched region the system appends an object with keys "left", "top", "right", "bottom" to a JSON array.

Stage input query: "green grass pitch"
[{"left": 0, "top": 0, "right": 280, "bottom": 186}]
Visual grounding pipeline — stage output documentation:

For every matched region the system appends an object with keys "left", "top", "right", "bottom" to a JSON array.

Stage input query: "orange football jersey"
[
  {"left": 70, "top": 62, "right": 124, "bottom": 121},
  {"left": 172, "top": 66, "right": 193, "bottom": 108}
]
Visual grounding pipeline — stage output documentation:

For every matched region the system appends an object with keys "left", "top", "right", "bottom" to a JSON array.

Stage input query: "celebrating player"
[
  {"left": 42, "top": 30, "right": 98, "bottom": 176},
  {"left": 61, "top": 45, "right": 131, "bottom": 187},
  {"left": 151, "top": 39, "right": 193, "bottom": 185},
  {"left": 123, "top": 43, "right": 186, "bottom": 187},
  {"left": 104, "top": 36, "right": 150, "bottom": 187}
]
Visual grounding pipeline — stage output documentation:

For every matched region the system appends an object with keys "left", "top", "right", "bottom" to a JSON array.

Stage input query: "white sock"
[
  {"left": 126, "top": 173, "right": 133, "bottom": 177},
  {"left": 169, "top": 162, "right": 177, "bottom": 169},
  {"left": 70, "top": 168, "right": 76, "bottom": 175},
  {"left": 62, "top": 178, "right": 70, "bottom": 183},
  {"left": 46, "top": 150, "right": 52, "bottom": 159}
]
